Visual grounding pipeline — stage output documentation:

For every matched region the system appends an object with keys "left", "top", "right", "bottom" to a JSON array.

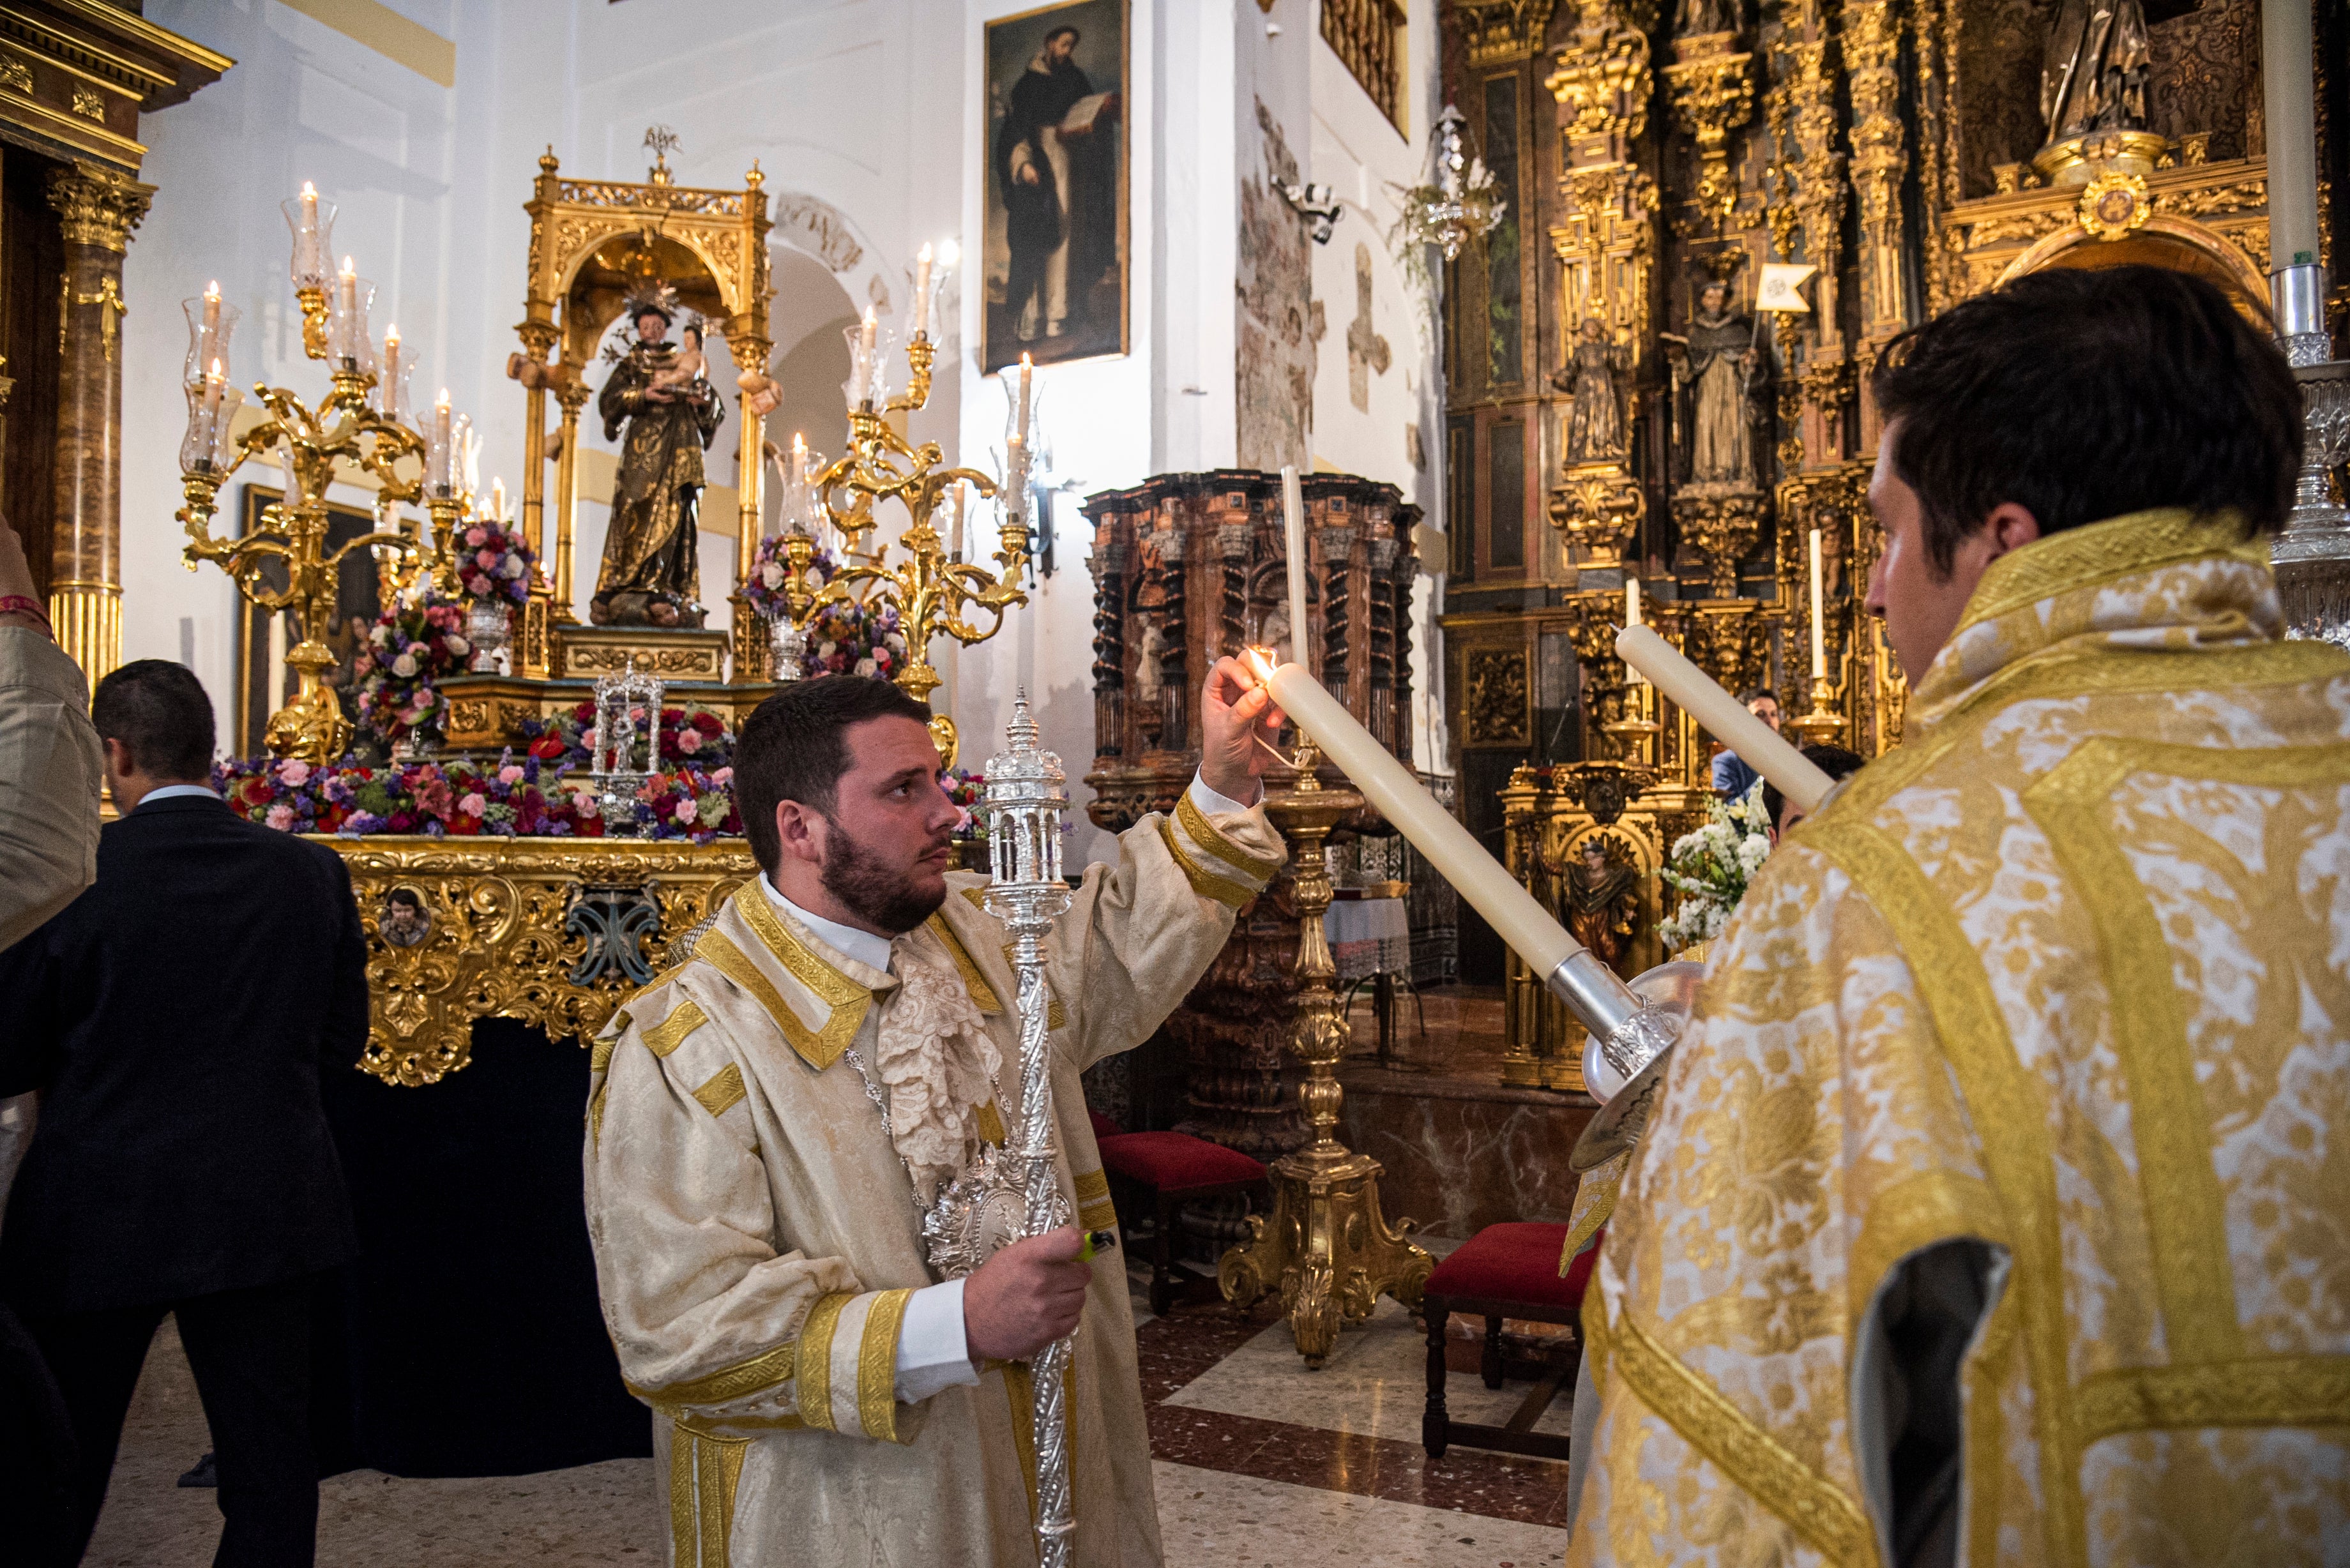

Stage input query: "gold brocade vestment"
[
  {"left": 1570, "top": 511, "right": 2350, "bottom": 1567},
  {"left": 583, "top": 795, "right": 1285, "bottom": 1567}
]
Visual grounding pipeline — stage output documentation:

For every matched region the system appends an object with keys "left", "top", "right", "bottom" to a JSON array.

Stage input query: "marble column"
[{"left": 45, "top": 161, "right": 152, "bottom": 690}]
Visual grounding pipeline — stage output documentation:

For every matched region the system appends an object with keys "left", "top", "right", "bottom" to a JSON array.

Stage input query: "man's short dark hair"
[
  {"left": 1044, "top": 25, "right": 1080, "bottom": 47},
  {"left": 91, "top": 660, "right": 213, "bottom": 781},
  {"left": 1764, "top": 744, "right": 1865, "bottom": 832},
  {"left": 1872, "top": 264, "right": 2301, "bottom": 577},
  {"left": 1740, "top": 687, "right": 1775, "bottom": 706},
  {"left": 633, "top": 305, "right": 672, "bottom": 329},
  {"left": 386, "top": 888, "right": 422, "bottom": 912},
  {"left": 736, "top": 677, "right": 936, "bottom": 873}
]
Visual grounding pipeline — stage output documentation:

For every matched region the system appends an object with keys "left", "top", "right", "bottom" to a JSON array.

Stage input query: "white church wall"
[
  {"left": 1304, "top": 1, "right": 1450, "bottom": 776},
  {"left": 112, "top": 0, "right": 1444, "bottom": 834}
]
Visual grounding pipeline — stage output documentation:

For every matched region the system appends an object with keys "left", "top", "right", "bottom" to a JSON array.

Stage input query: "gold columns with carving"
[
  {"left": 45, "top": 162, "right": 151, "bottom": 690},
  {"left": 1544, "top": 1, "right": 1658, "bottom": 563}
]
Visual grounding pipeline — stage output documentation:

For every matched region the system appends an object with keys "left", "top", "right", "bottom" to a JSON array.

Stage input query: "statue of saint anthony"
[
  {"left": 1662, "top": 278, "right": 1765, "bottom": 492},
  {"left": 592, "top": 299, "right": 725, "bottom": 627}
]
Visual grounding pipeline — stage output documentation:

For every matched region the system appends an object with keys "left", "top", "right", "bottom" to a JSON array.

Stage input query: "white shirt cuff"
[
  {"left": 893, "top": 1278, "right": 981, "bottom": 1403},
  {"left": 1188, "top": 771, "right": 1261, "bottom": 815}
]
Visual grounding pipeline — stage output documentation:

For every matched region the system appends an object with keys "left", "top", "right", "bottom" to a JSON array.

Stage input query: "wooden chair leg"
[
  {"left": 1151, "top": 1189, "right": 1177, "bottom": 1317},
  {"left": 1482, "top": 1315, "right": 1505, "bottom": 1389},
  {"left": 1422, "top": 1293, "right": 1451, "bottom": 1459}
]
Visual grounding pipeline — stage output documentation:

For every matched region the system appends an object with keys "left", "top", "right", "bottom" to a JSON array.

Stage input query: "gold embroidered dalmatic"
[
  {"left": 1571, "top": 511, "right": 2350, "bottom": 1567},
  {"left": 584, "top": 795, "right": 1284, "bottom": 1567}
]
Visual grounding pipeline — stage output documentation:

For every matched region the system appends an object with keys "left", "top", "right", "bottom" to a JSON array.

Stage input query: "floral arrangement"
[
  {"left": 803, "top": 594, "right": 907, "bottom": 681},
  {"left": 943, "top": 768, "right": 986, "bottom": 842},
  {"left": 212, "top": 748, "right": 741, "bottom": 843},
  {"left": 351, "top": 596, "right": 470, "bottom": 748},
  {"left": 520, "top": 701, "right": 734, "bottom": 774},
  {"left": 1656, "top": 781, "right": 1772, "bottom": 953},
  {"left": 451, "top": 515, "right": 538, "bottom": 607}
]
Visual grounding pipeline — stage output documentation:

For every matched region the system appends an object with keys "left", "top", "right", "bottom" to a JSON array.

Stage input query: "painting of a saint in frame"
[{"left": 983, "top": 0, "right": 1128, "bottom": 373}]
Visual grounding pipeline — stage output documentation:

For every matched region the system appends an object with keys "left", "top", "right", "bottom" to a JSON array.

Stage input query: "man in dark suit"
[{"left": 0, "top": 660, "right": 365, "bottom": 1567}]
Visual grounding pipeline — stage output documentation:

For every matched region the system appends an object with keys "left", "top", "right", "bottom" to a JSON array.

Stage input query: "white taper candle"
[
  {"left": 1807, "top": 527, "right": 1826, "bottom": 679},
  {"left": 1282, "top": 465, "right": 1308, "bottom": 665},
  {"left": 1617, "top": 624, "right": 1835, "bottom": 810}
]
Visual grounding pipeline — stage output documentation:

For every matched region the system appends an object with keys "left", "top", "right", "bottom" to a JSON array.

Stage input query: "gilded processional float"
[
  {"left": 1435, "top": 0, "right": 2341, "bottom": 1089},
  {"left": 178, "top": 139, "right": 1036, "bottom": 1087}
]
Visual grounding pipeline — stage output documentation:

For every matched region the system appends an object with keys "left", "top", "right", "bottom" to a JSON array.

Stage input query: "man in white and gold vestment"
[
  {"left": 1570, "top": 266, "right": 2350, "bottom": 1567},
  {"left": 585, "top": 667, "right": 1285, "bottom": 1565}
]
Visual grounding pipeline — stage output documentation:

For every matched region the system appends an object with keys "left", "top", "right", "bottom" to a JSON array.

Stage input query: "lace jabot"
[{"left": 870, "top": 941, "right": 1003, "bottom": 1206}]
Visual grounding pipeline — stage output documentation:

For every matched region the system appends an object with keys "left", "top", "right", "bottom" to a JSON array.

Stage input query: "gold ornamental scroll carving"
[
  {"left": 1664, "top": 31, "right": 1757, "bottom": 232},
  {"left": 515, "top": 140, "right": 773, "bottom": 677},
  {"left": 335, "top": 836, "right": 754, "bottom": 1087},
  {"left": 1545, "top": 1, "right": 1661, "bottom": 567}
]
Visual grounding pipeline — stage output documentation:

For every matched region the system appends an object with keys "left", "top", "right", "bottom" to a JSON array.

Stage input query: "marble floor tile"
[
  {"left": 1162, "top": 1295, "right": 1575, "bottom": 1444},
  {"left": 1155, "top": 1460, "right": 1570, "bottom": 1568}
]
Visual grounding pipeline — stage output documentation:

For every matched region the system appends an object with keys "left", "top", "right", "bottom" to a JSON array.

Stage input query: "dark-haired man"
[
  {"left": 1568, "top": 266, "right": 2350, "bottom": 1565},
  {"left": 585, "top": 666, "right": 1284, "bottom": 1565},
  {"left": 0, "top": 660, "right": 367, "bottom": 1567},
  {"left": 1761, "top": 742, "right": 1863, "bottom": 840},
  {"left": 1707, "top": 686, "right": 1779, "bottom": 799}
]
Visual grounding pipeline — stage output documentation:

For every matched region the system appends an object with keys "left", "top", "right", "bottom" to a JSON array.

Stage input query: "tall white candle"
[
  {"left": 858, "top": 306, "right": 878, "bottom": 403},
  {"left": 338, "top": 257, "right": 356, "bottom": 321},
  {"left": 1282, "top": 465, "right": 1308, "bottom": 667},
  {"left": 202, "top": 360, "right": 224, "bottom": 416},
  {"left": 1808, "top": 527, "right": 1826, "bottom": 679},
  {"left": 1618, "top": 624, "right": 1835, "bottom": 810},
  {"left": 2262, "top": 0, "right": 2320, "bottom": 268},
  {"left": 1016, "top": 353, "right": 1033, "bottom": 442},
  {"left": 950, "top": 481, "right": 966, "bottom": 561},
  {"left": 201, "top": 282, "right": 221, "bottom": 373},
  {"left": 381, "top": 325, "right": 402, "bottom": 417},
  {"left": 491, "top": 477, "right": 508, "bottom": 525},
  {"left": 432, "top": 389, "right": 452, "bottom": 488},
  {"left": 1623, "top": 577, "right": 1646, "bottom": 685},
  {"left": 1257, "top": 655, "right": 1581, "bottom": 978},
  {"left": 913, "top": 243, "right": 934, "bottom": 340}
]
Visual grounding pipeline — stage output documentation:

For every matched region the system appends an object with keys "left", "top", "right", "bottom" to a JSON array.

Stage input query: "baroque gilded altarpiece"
[{"left": 1438, "top": 0, "right": 2342, "bottom": 1086}]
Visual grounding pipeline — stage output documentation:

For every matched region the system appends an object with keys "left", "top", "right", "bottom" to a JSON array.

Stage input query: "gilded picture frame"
[{"left": 981, "top": 0, "right": 1130, "bottom": 374}]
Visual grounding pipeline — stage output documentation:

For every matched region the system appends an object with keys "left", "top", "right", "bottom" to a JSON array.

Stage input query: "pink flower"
[
  {"left": 497, "top": 765, "right": 524, "bottom": 785},
  {"left": 476, "top": 548, "right": 500, "bottom": 571},
  {"left": 466, "top": 527, "right": 487, "bottom": 547},
  {"left": 711, "top": 767, "right": 733, "bottom": 786},
  {"left": 674, "top": 797, "right": 699, "bottom": 825},
  {"left": 572, "top": 792, "right": 600, "bottom": 817},
  {"left": 674, "top": 727, "right": 702, "bottom": 753},
  {"left": 265, "top": 803, "right": 296, "bottom": 831},
  {"left": 459, "top": 792, "right": 487, "bottom": 818},
  {"left": 277, "top": 759, "right": 312, "bottom": 787}
]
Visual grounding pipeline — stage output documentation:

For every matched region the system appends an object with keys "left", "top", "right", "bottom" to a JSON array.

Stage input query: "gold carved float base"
[
  {"left": 439, "top": 625, "right": 777, "bottom": 751},
  {"left": 333, "top": 836, "right": 755, "bottom": 1085}
]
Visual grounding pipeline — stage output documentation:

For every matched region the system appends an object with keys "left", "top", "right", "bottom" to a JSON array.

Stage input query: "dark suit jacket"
[{"left": 0, "top": 794, "right": 365, "bottom": 1315}]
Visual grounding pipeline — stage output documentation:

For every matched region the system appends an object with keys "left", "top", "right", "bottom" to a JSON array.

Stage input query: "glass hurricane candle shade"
[
  {"left": 326, "top": 275, "right": 377, "bottom": 373},
  {"left": 842, "top": 320, "right": 896, "bottom": 409},
  {"left": 769, "top": 617, "right": 807, "bottom": 682},
  {"left": 455, "top": 416, "right": 480, "bottom": 503},
  {"left": 178, "top": 379, "right": 245, "bottom": 474},
  {"left": 466, "top": 599, "right": 512, "bottom": 674},
  {"left": 377, "top": 343, "right": 413, "bottom": 423},
  {"left": 281, "top": 195, "right": 338, "bottom": 290},
  {"left": 181, "top": 296, "right": 242, "bottom": 390}
]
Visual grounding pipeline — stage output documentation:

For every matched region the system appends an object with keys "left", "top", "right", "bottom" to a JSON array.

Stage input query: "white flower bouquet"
[{"left": 1656, "top": 782, "right": 1773, "bottom": 953}]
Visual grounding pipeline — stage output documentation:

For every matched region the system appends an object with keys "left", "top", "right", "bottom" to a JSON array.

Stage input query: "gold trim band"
[
  {"left": 796, "top": 1292, "right": 852, "bottom": 1433},
  {"left": 858, "top": 1288, "right": 914, "bottom": 1443}
]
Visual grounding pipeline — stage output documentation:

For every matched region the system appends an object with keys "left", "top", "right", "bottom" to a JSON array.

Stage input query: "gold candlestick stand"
[
  {"left": 180, "top": 284, "right": 437, "bottom": 762},
  {"left": 1218, "top": 741, "right": 1432, "bottom": 1368},
  {"left": 785, "top": 332, "right": 1025, "bottom": 767},
  {"left": 1786, "top": 673, "right": 1845, "bottom": 747}
]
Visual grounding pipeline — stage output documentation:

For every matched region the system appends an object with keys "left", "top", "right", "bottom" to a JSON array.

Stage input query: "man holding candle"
[
  {"left": 1566, "top": 266, "right": 2349, "bottom": 1564},
  {"left": 584, "top": 665, "right": 1285, "bottom": 1566}
]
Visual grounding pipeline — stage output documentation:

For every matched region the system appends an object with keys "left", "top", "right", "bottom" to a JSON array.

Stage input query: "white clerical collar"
[{"left": 760, "top": 874, "right": 895, "bottom": 974}]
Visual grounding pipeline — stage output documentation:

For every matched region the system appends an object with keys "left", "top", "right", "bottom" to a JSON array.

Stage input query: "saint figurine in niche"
[
  {"left": 1662, "top": 277, "right": 1764, "bottom": 493},
  {"left": 2040, "top": 0, "right": 2150, "bottom": 146},
  {"left": 1556, "top": 837, "right": 1641, "bottom": 979},
  {"left": 592, "top": 293, "right": 725, "bottom": 628},
  {"left": 1555, "top": 315, "right": 1632, "bottom": 464}
]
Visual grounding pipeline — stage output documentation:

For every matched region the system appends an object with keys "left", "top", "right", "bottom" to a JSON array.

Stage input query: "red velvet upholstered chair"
[
  {"left": 1088, "top": 1110, "right": 1268, "bottom": 1316},
  {"left": 1419, "top": 1221, "right": 1597, "bottom": 1462}
]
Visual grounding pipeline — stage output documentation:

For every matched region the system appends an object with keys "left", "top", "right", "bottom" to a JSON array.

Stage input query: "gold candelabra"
[
  {"left": 1217, "top": 734, "right": 1432, "bottom": 1368},
  {"left": 1786, "top": 673, "right": 1846, "bottom": 746},
  {"left": 178, "top": 258, "right": 457, "bottom": 762},
  {"left": 780, "top": 329, "right": 1026, "bottom": 767}
]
